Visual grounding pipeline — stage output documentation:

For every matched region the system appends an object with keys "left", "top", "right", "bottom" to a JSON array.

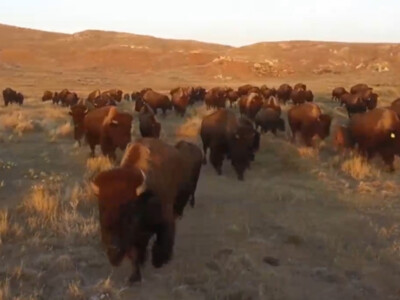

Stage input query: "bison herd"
[{"left": 2, "top": 81, "right": 400, "bottom": 283}]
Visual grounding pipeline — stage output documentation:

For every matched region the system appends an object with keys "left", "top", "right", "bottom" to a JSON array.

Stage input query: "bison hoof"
[{"left": 238, "top": 174, "right": 244, "bottom": 181}]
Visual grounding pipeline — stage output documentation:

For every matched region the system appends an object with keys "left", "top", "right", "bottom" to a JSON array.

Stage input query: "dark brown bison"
[
  {"left": 263, "top": 96, "right": 282, "bottom": 115},
  {"left": 200, "top": 109, "right": 260, "bottom": 180},
  {"left": 346, "top": 108, "right": 400, "bottom": 171},
  {"left": 3, "top": 88, "right": 24, "bottom": 106},
  {"left": 174, "top": 140, "right": 203, "bottom": 217},
  {"left": 170, "top": 87, "right": 191, "bottom": 116},
  {"left": 131, "top": 88, "right": 152, "bottom": 102},
  {"left": 288, "top": 102, "right": 332, "bottom": 146},
  {"left": 260, "top": 85, "right": 277, "bottom": 99},
  {"left": 91, "top": 94, "right": 117, "bottom": 108},
  {"left": 135, "top": 90, "right": 172, "bottom": 115},
  {"left": 63, "top": 92, "right": 79, "bottom": 107},
  {"left": 350, "top": 83, "right": 370, "bottom": 94},
  {"left": 291, "top": 89, "right": 314, "bottom": 105},
  {"left": 124, "top": 93, "right": 131, "bottom": 101},
  {"left": 83, "top": 106, "right": 133, "bottom": 160},
  {"left": 69, "top": 104, "right": 89, "bottom": 146},
  {"left": 90, "top": 138, "right": 196, "bottom": 282},
  {"left": 239, "top": 92, "right": 264, "bottom": 119},
  {"left": 294, "top": 83, "right": 307, "bottom": 91},
  {"left": 54, "top": 89, "right": 70, "bottom": 105},
  {"left": 102, "top": 89, "right": 123, "bottom": 103},
  {"left": 138, "top": 104, "right": 161, "bottom": 138},
  {"left": 226, "top": 88, "right": 239, "bottom": 107},
  {"left": 237, "top": 84, "right": 261, "bottom": 96},
  {"left": 332, "top": 87, "right": 348, "bottom": 102},
  {"left": 255, "top": 108, "right": 285, "bottom": 136},
  {"left": 190, "top": 86, "right": 206, "bottom": 104},
  {"left": 342, "top": 91, "right": 376, "bottom": 117},
  {"left": 204, "top": 87, "right": 228, "bottom": 109},
  {"left": 42, "top": 90, "right": 53, "bottom": 102},
  {"left": 276, "top": 84, "right": 293, "bottom": 104}
]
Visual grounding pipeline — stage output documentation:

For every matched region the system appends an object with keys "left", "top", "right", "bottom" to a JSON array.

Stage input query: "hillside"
[{"left": 0, "top": 23, "right": 399, "bottom": 82}]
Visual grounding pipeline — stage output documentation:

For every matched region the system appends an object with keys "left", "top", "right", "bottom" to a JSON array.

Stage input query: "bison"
[
  {"left": 350, "top": 83, "right": 370, "bottom": 95},
  {"left": 170, "top": 87, "right": 191, "bottom": 117},
  {"left": 276, "top": 84, "right": 293, "bottom": 104},
  {"left": 135, "top": 90, "right": 172, "bottom": 115},
  {"left": 239, "top": 92, "right": 264, "bottom": 119},
  {"left": 237, "top": 84, "right": 261, "bottom": 96},
  {"left": 124, "top": 93, "right": 131, "bottom": 101},
  {"left": 332, "top": 87, "right": 348, "bottom": 102},
  {"left": 190, "top": 86, "right": 206, "bottom": 104},
  {"left": 83, "top": 106, "right": 133, "bottom": 160},
  {"left": 3, "top": 88, "right": 24, "bottom": 106},
  {"left": 69, "top": 104, "right": 89, "bottom": 146},
  {"left": 288, "top": 102, "right": 332, "bottom": 146},
  {"left": 346, "top": 108, "right": 400, "bottom": 171},
  {"left": 42, "top": 90, "right": 53, "bottom": 102},
  {"left": 90, "top": 138, "right": 200, "bottom": 282},
  {"left": 255, "top": 108, "right": 285, "bottom": 136},
  {"left": 294, "top": 83, "right": 307, "bottom": 91},
  {"left": 138, "top": 104, "right": 161, "bottom": 138},
  {"left": 200, "top": 109, "right": 260, "bottom": 180},
  {"left": 204, "top": 87, "right": 228, "bottom": 110},
  {"left": 102, "top": 89, "right": 123, "bottom": 103},
  {"left": 260, "top": 85, "right": 276, "bottom": 100}
]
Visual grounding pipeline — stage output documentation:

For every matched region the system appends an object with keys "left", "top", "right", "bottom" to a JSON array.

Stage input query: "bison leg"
[
  {"left": 272, "top": 127, "right": 277, "bottom": 136},
  {"left": 209, "top": 145, "right": 224, "bottom": 175},
  {"left": 202, "top": 140, "right": 209, "bottom": 165},
  {"left": 380, "top": 148, "right": 395, "bottom": 172},
  {"left": 152, "top": 221, "right": 175, "bottom": 268}
]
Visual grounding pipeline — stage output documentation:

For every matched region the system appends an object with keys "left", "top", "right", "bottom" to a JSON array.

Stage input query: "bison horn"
[
  {"left": 90, "top": 181, "right": 100, "bottom": 196},
  {"left": 390, "top": 132, "right": 396, "bottom": 139},
  {"left": 84, "top": 108, "right": 89, "bottom": 114},
  {"left": 136, "top": 169, "right": 147, "bottom": 196},
  {"left": 111, "top": 120, "right": 118, "bottom": 125}
]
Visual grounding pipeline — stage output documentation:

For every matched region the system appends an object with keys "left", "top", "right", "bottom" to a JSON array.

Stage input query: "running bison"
[
  {"left": 83, "top": 106, "right": 133, "bottom": 160},
  {"left": 69, "top": 104, "right": 89, "bottom": 146},
  {"left": 138, "top": 104, "right": 161, "bottom": 138},
  {"left": 135, "top": 90, "right": 172, "bottom": 115},
  {"left": 200, "top": 109, "right": 260, "bottom": 180},
  {"left": 90, "top": 138, "right": 202, "bottom": 283},
  {"left": 288, "top": 102, "right": 332, "bottom": 146},
  {"left": 276, "top": 83, "right": 293, "bottom": 104}
]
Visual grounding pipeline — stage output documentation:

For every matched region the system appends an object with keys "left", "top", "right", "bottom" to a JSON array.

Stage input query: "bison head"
[
  {"left": 69, "top": 105, "right": 89, "bottom": 143},
  {"left": 91, "top": 167, "right": 147, "bottom": 267},
  {"left": 317, "top": 114, "right": 332, "bottom": 140}
]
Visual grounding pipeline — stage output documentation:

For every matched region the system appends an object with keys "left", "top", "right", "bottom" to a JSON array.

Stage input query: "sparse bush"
[
  {"left": 85, "top": 156, "right": 114, "bottom": 179},
  {"left": 49, "top": 122, "right": 73, "bottom": 140},
  {"left": 341, "top": 154, "right": 379, "bottom": 180}
]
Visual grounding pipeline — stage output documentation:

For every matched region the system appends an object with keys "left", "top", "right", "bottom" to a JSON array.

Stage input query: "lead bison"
[
  {"left": 3, "top": 88, "right": 24, "bottom": 106},
  {"left": 90, "top": 138, "right": 202, "bottom": 283},
  {"left": 341, "top": 108, "right": 400, "bottom": 171},
  {"left": 83, "top": 106, "right": 133, "bottom": 160},
  {"left": 204, "top": 87, "right": 228, "bottom": 109},
  {"left": 200, "top": 109, "right": 260, "bottom": 180},
  {"left": 288, "top": 102, "right": 332, "bottom": 146}
]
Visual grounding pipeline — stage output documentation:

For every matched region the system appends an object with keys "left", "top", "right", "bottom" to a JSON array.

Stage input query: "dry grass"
[
  {"left": 297, "top": 146, "right": 319, "bottom": 158},
  {"left": 21, "top": 184, "right": 59, "bottom": 224},
  {"left": 85, "top": 156, "right": 114, "bottom": 179},
  {"left": 0, "top": 279, "right": 10, "bottom": 300},
  {"left": 176, "top": 106, "right": 210, "bottom": 138},
  {"left": 0, "top": 210, "right": 9, "bottom": 244},
  {"left": 49, "top": 122, "right": 73, "bottom": 140},
  {"left": 341, "top": 154, "right": 379, "bottom": 180},
  {"left": 0, "top": 112, "right": 41, "bottom": 136},
  {"left": 67, "top": 280, "right": 85, "bottom": 300}
]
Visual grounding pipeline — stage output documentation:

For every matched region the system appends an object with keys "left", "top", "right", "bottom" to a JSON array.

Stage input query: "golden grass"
[
  {"left": 50, "top": 122, "right": 73, "bottom": 140},
  {"left": 0, "top": 279, "right": 10, "bottom": 300},
  {"left": 0, "top": 210, "right": 9, "bottom": 244},
  {"left": 341, "top": 154, "right": 379, "bottom": 180},
  {"left": 176, "top": 106, "right": 209, "bottom": 138},
  {"left": 85, "top": 156, "right": 114, "bottom": 179},
  {"left": 21, "top": 185, "right": 59, "bottom": 224},
  {"left": 297, "top": 146, "right": 319, "bottom": 158},
  {"left": 67, "top": 280, "right": 85, "bottom": 300},
  {"left": 0, "top": 112, "right": 41, "bottom": 136}
]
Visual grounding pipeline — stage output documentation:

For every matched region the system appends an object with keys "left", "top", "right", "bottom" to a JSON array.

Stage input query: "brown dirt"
[{"left": 0, "top": 24, "right": 400, "bottom": 300}]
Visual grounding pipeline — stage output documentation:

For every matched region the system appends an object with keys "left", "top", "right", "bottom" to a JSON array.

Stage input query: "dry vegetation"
[{"left": 1, "top": 24, "right": 400, "bottom": 299}]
